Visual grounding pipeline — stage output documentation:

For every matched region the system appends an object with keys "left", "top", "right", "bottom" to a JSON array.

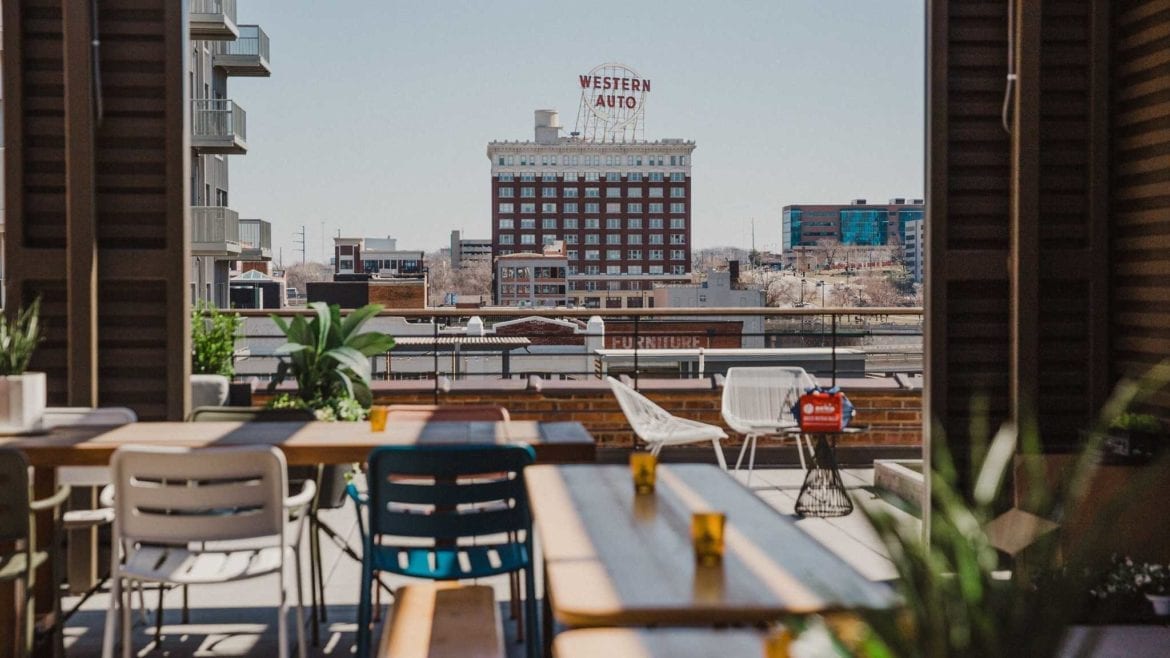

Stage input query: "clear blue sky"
[{"left": 229, "top": 0, "right": 925, "bottom": 264}]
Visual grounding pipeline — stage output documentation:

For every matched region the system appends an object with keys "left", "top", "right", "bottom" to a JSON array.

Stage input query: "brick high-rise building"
[{"left": 487, "top": 110, "right": 695, "bottom": 309}]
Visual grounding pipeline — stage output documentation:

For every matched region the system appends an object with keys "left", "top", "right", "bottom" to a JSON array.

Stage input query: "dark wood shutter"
[{"left": 3, "top": 0, "right": 190, "bottom": 420}]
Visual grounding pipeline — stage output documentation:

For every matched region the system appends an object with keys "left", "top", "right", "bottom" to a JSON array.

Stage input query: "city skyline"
[{"left": 228, "top": 0, "right": 926, "bottom": 264}]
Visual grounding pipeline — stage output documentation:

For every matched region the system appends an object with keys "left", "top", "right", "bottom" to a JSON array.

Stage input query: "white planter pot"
[
  {"left": 1147, "top": 594, "right": 1170, "bottom": 616},
  {"left": 0, "top": 372, "right": 47, "bottom": 433}
]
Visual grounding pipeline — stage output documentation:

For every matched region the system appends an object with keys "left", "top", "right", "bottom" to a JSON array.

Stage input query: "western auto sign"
[
  {"left": 575, "top": 63, "right": 648, "bottom": 142},
  {"left": 579, "top": 72, "right": 650, "bottom": 110}
]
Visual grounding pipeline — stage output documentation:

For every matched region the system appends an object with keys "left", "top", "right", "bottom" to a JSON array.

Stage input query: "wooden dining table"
[
  {"left": 526, "top": 463, "right": 895, "bottom": 636},
  {"left": 0, "top": 419, "right": 595, "bottom": 658}
]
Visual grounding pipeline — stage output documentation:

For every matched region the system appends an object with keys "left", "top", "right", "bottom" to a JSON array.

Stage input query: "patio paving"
[{"left": 55, "top": 468, "right": 1168, "bottom": 657}]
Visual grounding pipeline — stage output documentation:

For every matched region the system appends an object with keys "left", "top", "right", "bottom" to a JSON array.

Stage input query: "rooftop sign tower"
[{"left": 573, "top": 62, "right": 649, "bottom": 143}]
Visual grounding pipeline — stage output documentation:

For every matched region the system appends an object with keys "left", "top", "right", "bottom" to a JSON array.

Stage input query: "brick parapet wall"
[{"left": 255, "top": 379, "right": 922, "bottom": 450}]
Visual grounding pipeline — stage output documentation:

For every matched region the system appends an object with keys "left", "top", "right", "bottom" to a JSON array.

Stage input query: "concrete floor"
[{"left": 57, "top": 468, "right": 1168, "bottom": 657}]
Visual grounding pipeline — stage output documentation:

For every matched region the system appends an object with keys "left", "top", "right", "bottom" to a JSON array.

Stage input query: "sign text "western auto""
[{"left": 579, "top": 74, "right": 651, "bottom": 109}]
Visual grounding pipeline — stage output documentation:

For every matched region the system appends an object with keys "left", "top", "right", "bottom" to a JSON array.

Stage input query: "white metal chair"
[
  {"left": 721, "top": 367, "right": 817, "bottom": 484},
  {"left": 607, "top": 376, "right": 728, "bottom": 469},
  {"left": 100, "top": 446, "right": 315, "bottom": 658}
]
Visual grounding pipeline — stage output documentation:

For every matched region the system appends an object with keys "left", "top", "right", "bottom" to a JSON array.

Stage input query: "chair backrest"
[
  {"left": 366, "top": 444, "right": 534, "bottom": 548},
  {"left": 189, "top": 406, "right": 315, "bottom": 423},
  {"left": 43, "top": 406, "right": 137, "bottom": 428},
  {"left": 384, "top": 404, "right": 511, "bottom": 423},
  {"left": 606, "top": 376, "right": 676, "bottom": 440},
  {"left": 720, "top": 367, "right": 815, "bottom": 432},
  {"left": 0, "top": 448, "right": 30, "bottom": 542},
  {"left": 110, "top": 445, "right": 287, "bottom": 545}
]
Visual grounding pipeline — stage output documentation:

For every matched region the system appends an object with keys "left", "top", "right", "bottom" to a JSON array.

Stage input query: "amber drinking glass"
[
  {"left": 368, "top": 406, "right": 389, "bottom": 432},
  {"left": 629, "top": 452, "right": 658, "bottom": 494},
  {"left": 691, "top": 511, "right": 726, "bottom": 566}
]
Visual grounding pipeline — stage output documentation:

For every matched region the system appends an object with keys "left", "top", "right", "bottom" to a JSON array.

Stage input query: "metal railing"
[
  {"left": 226, "top": 307, "right": 924, "bottom": 397},
  {"left": 192, "top": 99, "right": 247, "bottom": 143},
  {"left": 217, "top": 24, "right": 270, "bottom": 61},
  {"left": 238, "top": 219, "right": 272, "bottom": 257},
  {"left": 191, "top": 206, "right": 241, "bottom": 250},
  {"left": 190, "top": 0, "right": 237, "bottom": 24}
]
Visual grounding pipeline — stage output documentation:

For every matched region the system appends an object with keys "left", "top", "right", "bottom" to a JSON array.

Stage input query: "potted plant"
[
  {"left": 1102, "top": 412, "right": 1166, "bottom": 462},
  {"left": 190, "top": 302, "right": 244, "bottom": 408},
  {"left": 0, "top": 297, "right": 45, "bottom": 433},
  {"left": 1093, "top": 555, "right": 1170, "bottom": 617},
  {"left": 267, "top": 302, "right": 395, "bottom": 504}
]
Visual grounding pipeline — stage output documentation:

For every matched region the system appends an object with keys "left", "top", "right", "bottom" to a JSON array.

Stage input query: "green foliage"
[
  {"left": 267, "top": 392, "right": 366, "bottom": 422},
  {"left": 886, "top": 267, "right": 916, "bottom": 296},
  {"left": 1108, "top": 412, "right": 1163, "bottom": 434},
  {"left": 851, "top": 364, "right": 1170, "bottom": 657},
  {"left": 266, "top": 302, "right": 395, "bottom": 410},
  {"left": 191, "top": 302, "right": 243, "bottom": 377},
  {"left": 1093, "top": 555, "right": 1170, "bottom": 598},
  {"left": 0, "top": 297, "right": 42, "bottom": 376}
]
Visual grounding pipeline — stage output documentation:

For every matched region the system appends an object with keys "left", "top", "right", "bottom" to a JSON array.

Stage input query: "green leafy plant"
[
  {"left": 267, "top": 302, "right": 394, "bottom": 414},
  {"left": 268, "top": 392, "right": 366, "bottom": 422},
  {"left": 191, "top": 302, "right": 243, "bottom": 377},
  {"left": 1108, "top": 412, "right": 1163, "bottom": 435},
  {"left": 0, "top": 297, "right": 42, "bottom": 376},
  {"left": 1093, "top": 555, "right": 1170, "bottom": 598}
]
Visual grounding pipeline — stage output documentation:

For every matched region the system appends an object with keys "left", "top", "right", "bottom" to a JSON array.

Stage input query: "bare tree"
[
  {"left": 813, "top": 239, "right": 843, "bottom": 270},
  {"left": 283, "top": 262, "right": 332, "bottom": 296},
  {"left": 425, "top": 252, "right": 492, "bottom": 306}
]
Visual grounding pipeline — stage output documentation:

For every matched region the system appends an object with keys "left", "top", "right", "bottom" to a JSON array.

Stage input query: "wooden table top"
[
  {"left": 526, "top": 464, "right": 895, "bottom": 628},
  {"left": 553, "top": 628, "right": 769, "bottom": 658},
  {"left": 0, "top": 420, "right": 595, "bottom": 467}
]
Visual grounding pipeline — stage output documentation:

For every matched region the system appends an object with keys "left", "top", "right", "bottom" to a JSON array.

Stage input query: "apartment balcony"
[
  {"left": 191, "top": 99, "right": 247, "bottom": 155},
  {"left": 212, "top": 25, "right": 271, "bottom": 77},
  {"left": 189, "top": 0, "right": 239, "bottom": 40},
  {"left": 191, "top": 206, "right": 241, "bottom": 257},
  {"left": 238, "top": 218, "right": 273, "bottom": 261}
]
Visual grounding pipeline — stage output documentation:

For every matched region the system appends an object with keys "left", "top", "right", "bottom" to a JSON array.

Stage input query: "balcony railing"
[
  {"left": 213, "top": 25, "right": 271, "bottom": 77},
  {"left": 191, "top": 206, "right": 241, "bottom": 257},
  {"left": 189, "top": 0, "right": 239, "bottom": 40},
  {"left": 191, "top": 99, "right": 247, "bottom": 154},
  {"left": 238, "top": 219, "right": 272, "bottom": 261}
]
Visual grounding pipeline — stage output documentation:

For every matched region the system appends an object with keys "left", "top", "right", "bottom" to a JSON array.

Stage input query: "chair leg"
[
  {"left": 153, "top": 584, "right": 164, "bottom": 645},
  {"left": 796, "top": 433, "right": 809, "bottom": 471},
  {"left": 746, "top": 436, "right": 758, "bottom": 486},
  {"left": 277, "top": 560, "right": 289, "bottom": 658},
  {"left": 523, "top": 566, "right": 539, "bottom": 658},
  {"left": 712, "top": 439, "right": 728, "bottom": 470},
  {"left": 314, "top": 517, "right": 327, "bottom": 624},
  {"left": 293, "top": 547, "right": 307, "bottom": 658},
  {"left": 734, "top": 435, "right": 753, "bottom": 472},
  {"left": 650, "top": 442, "right": 663, "bottom": 457},
  {"left": 101, "top": 575, "right": 119, "bottom": 658},
  {"left": 181, "top": 584, "right": 189, "bottom": 623},
  {"left": 22, "top": 571, "right": 34, "bottom": 658},
  {"left": 307, "top": 514, "right": 321, "bottom": 646},
  {"left": 121, "top": 579, "right": 133, "bottom": 658},
  {"left": 356, "top": 557, "right": 373, "bottom": 658}
]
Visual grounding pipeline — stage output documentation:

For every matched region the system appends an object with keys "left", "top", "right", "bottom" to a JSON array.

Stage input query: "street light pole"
[{"left": 818, "top": 280, "right": 826, "bottom": 347}]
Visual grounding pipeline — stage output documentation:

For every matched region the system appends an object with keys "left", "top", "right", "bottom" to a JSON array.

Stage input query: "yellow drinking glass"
[
  {"left": 691, "top": 511, "right": 726, "bottom": 566},
  {"left": 629, "top": 452, "right": 657, "bottom": 494},
  {"left": 762, "top": 628, "right": 794, "bottom": 658},
  {"left": 368, "top": 406, "right": 389, "bottom": 432}
]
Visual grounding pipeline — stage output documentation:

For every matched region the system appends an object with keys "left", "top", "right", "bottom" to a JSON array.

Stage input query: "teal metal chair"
[
  {"left": 1, "top": 448, "right": 71, "bottom": 657},
  {"left": 353, "top": 444, "right": 538, "bottom": 658}
]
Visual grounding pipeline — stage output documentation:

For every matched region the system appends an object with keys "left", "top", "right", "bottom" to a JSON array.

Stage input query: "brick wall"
[{"left": 258, "top": 379, "right": 922, "bottom": 450}]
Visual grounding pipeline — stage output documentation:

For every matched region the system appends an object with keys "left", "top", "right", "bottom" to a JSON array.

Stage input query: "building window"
[
  {"left": 670, "top": 218, "right": 686, "bottom": 229},
  {"left": 585, "top": 187, "right": 600, "bottom": 198},
  {"left": 649, "top": 249, "right": 664, "bottom": 260},
  {"left": 585, "top": 203, "right": 600, "bottom": 214},
  {"left": 649, "top": 218, "right": 664, "bottom": 229},
  {"left": 564, "top": 234, "right": 578, "bottom": 244},
  {"left": 649, "top": 234, "right": 664, "bottom": 245},
  {"left": 499, "top": 188, "right": 514, "bottom": 198},
  {"left": 607, "top": 266, "right": 621, "bottom": 276},
  {"left": 606, "top": 203, "right": 621, "bottom": 213},
  {"left": 585, "top": 250, "right": 599, "bottom": 261},
  {"left": 498, "top": 173, "right": 514, "bottom": 182},
  {"left": 563, "top": 203, "right": 578, "bottom": 214},
  {"left": 628, "top": 265, "right": 643, "bottom": 274},
  {"left": 670, "top": 187, "right": 686, "bottom": 198},
  {"left": 563, "top": 218, "right": 578, "bottom": 229},
  {"left": 628, "top": 172, "right": 642, "bottom": 182},
  {"left": 585, "top": 234, "right": 599, "bottom": 244},
  {"left": 521, "top": 203, "right": 536, "bottom": 213},
  {"left": 606, "top": 187, "right": 622, "bottom": 198},
  {"left": 670, "top": 249, "right": 686, "bottom": 260},
  {"left": 499, "top": 203, "right": 514, "bottom": 214},
  {"left": 628, "top": 250, "right": 642, "bottom": 260},
  {"left": 584, "top": 218, "right": 600, "bottom": 229},
  {"left": 606, "top": 234, "right": 622, "bottom": 245},
  {"left": 649, "top": 187, "right": 664, "bottom": 198},
  {"left": 628, "top": 203, "right": 642, "bottom": 213},
  {"left": 649, "top": 203, "right": 664, "bottom": 213},
  {"left": 627, "top": 234, "right": 642, "bottom": 245},
  {"left": 521, "top": 234, "right": 536, "bottom": 245},
  {"left": 542, "top": 187, "right": 557, "bottom": 197},
  {"left": 499, "top": 234, "right": 514, "bottom": 245},
  {"left": 606, "top": 172, "right": 620, "bottom": 182},
  {"left": 521, "top": 219, "right": 536, "bottom": 229},
  {"left": 670, "top": 203, "right": 686, "bottom": 213},
  {"left": 585, "top": 265, "right": 600, "bottom": 275},
  {"left": 499, "top": 218, "right": 514, "bottom": 229},
  {"left": 506, "top": 156, "right": 515, "bottom": 166},
  {"left": 500, "top": 249, "right": 514, "bottom": 255},
  {"left": 649, "top": 265, "right": 664, "bottom": 274},
  {"left": 567, "top": 250, "right": 578, "bottom": 260},
  {"left": 606, "top": 218, "right": 622, "bottom": 229},
  {"left": 670, "top": 234, "right": 686, "bottom": 245},
  {"left": 543, "top": 172, "right": 557, "bottom": 181},
  {"left": 567, "top": 265, "right": 578, "bottom": 275},
  {"left": 670, "top": 172, "right": 684, "bottom": 181},
  {"left": 543, "top": 218, "right": 557, "bottom": 229},
  {"left": 542, "top": 203, "right": 557, "bottom": 213},
  {"left": 627, "top": 188, "right": 642, "bottom": 198},
  {"left": 584, "top": 171, "right": 600, "bottom": 181},
  {"left": 521, "top": 187, "right": 535, "bottom": 198},
  {"left": 520, "top": 173, "right": 535, "bottom": 181},
  {"left": 628, "top": 218, "right": 643, "bottom": 230},
  {"left": 543, "top": 235, "right": 557, "bottom": 245},
  {"left": 607, "top": 250, "right": 621, "bottom": 261},
  {"left": 649, "top": 172, "right": 664, "bottom": 182}
]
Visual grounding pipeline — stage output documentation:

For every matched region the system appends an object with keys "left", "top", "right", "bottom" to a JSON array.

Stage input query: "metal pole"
[
  {"left": 831, "top": 314, "right": 838, "bottom": 387},
  {"left": 432, "top": 320, "right": 439, "bottom": 405},
  {"left": 633, "top": 313, "right": 640, "bottom": 388}
]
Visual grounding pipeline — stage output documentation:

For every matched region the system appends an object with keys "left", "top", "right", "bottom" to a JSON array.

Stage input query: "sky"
[{"left": 228, "top": 0, "right": 925, "bottom": 265}]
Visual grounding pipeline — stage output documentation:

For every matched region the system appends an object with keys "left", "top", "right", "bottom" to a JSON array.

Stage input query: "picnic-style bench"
[{"left": 379, "top": 583, "right": 504, "bottom": 658}]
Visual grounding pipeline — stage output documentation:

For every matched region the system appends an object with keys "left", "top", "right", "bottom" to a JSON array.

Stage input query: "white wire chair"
[
  {"left": 607, "top": 376, "right": 728, "bottom": 469},
  {"left": 721, "top": 367, "right": 817, "bottom": 484},
  {"left": 101, "top": 446, "right": 315, "bottom": 658}
]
